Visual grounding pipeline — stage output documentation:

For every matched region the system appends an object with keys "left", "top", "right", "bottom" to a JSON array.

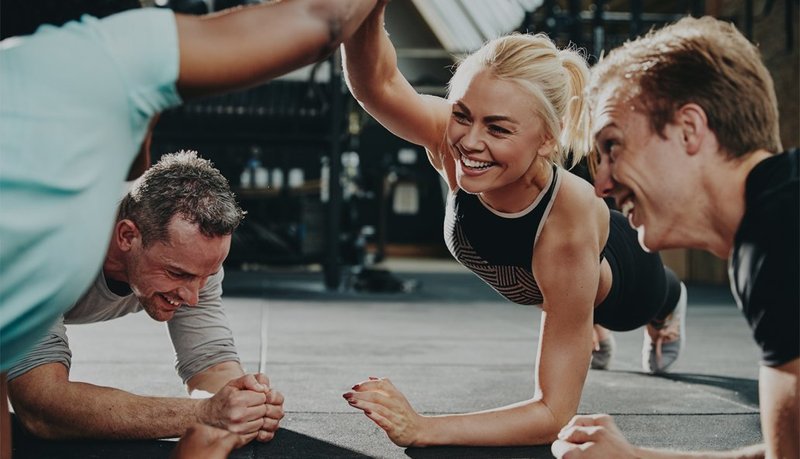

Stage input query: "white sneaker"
[{"left": 642, "top": 282, "right": 687, "bottom": 374}]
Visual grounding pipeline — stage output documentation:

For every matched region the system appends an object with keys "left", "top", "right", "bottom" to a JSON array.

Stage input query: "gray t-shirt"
[{"left": 7, "top": 268, "right": 239, "bottom": 383}]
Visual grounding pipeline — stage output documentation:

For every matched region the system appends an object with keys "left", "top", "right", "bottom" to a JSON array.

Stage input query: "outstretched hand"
[
  {"left": 343, "top": 377, "right": 425, "bottom": 447},
  {"left": 551, "top": 414, "right": 638, "bottom": 459}
]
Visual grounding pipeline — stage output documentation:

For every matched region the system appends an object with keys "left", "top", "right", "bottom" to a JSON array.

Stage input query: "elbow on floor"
[{"left": 15, "top": 411, "right": 63, "bottom": 440}]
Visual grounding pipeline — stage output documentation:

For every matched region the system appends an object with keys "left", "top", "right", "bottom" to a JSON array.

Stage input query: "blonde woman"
[{"left": 339, "top": 2, "right": 687, "bottom": 447}]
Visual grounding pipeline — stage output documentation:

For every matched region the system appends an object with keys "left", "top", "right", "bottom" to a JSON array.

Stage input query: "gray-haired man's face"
[{"left": 126, "top": 216, "right": 230, "bottom": 321}]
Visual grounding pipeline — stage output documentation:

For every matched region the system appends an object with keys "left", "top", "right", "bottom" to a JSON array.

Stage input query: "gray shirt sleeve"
[
  {"left": 7, "top": 316, "right": 71, "bottom": 381},
  {"left": 168, "top": 267, "right": 240, "bottom": 383}
]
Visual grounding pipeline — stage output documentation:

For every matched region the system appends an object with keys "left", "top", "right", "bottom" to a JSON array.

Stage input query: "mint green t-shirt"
[{"left": 0, "top": 8, "right": 183, "bottom": 370}]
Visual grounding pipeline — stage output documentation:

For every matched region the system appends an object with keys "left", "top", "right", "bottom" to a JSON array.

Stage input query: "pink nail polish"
[{"left": 351, "top": 384, "right": 360, "bottom": 390}]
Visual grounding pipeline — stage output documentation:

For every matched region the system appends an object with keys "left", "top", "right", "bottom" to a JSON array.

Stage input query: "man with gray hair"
[{"left": 7, "top": 151, "right": 283, "bottom": 446}]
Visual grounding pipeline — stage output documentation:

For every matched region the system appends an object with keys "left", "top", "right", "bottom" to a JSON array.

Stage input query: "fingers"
[
  {"left": 343, "top": 393, "right": 398, "bottom": 439},
  {"left": 254, "top": 412, "right": 282, "bottom": 442},
  {"left": 228, "top": 373, "right": 269, "bottom": 393},
  {"left": 261, "top": 415, "right": 280, "bottom": 432},
  {"left": 234, "top": 389, "right": 269, "bottom": 407},
  {"left": 171, "top": 424, "right": 240, "bottom": 459},
  {"left": 344, "top": 377, "right": 405, "bottom": 416},
  {"left": 561, "top": 413, "right": 613, "bottom": 430},
  {"left": 234, "top": 430, "right": 259, "bottom": 449},
  {"left": 264, "top": 399, "right": 285, "bottom": 421},
  {"left": 265, "top": 389, "right": 284, "bottom": 408},
  {"left": 231, "top": 384, "right": 284, "bottom": 434},
  {"left": 343, "top": 391, "right": 376, "bottom": 414},
  {"left": 350, "top": 376, "right": 394, "bottom": 393},
  {"left": 256, "top": 428, "right": 275, "bottom": 443},
  {"left": 551, "top": 439, "right": 584, "bottom": 459},
  {"left": 212, "top": 380, "right": 266, "bottom": 407},
  {"left": 363, "top": 406, "right": 392, "bottom": 431},
  {"left": 346, "top": 387, "right": 393, "bottom": 406},
  {"left": 212, "top": 403, "right": 267, "bottom": 435},
  {"left": 198, "top": 376, "right": 285, "bottom": 447},
  {"left": 256, "top": 387, "right": 284, "bottom": 443},
  {"left": 253, "top": 373, "right": 271, "bottom": 389},
  {"left": 558, "top": 425, "right": 603, "bottom": 444},
  {"left": 556, "top": 415, "right": 615, "bottom": 448},
  {"left": 555, "top": 414, "right": 632, "bottom": 459},
  {"left": 226, "top": 415, "right": 265, "bottom": 434},
  {"left": 343, "top": 390, "right": 400, "bottom": 430},
  {"left": 230, "top": 403, "right": 281, "bottom": 442},
  {"left": 343, "top": 378, "right": 422, "bottom": 448}
]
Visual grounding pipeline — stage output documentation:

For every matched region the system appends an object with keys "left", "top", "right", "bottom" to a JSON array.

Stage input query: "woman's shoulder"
[
  {"left": 554, "top": 169, "right": 604, "bottom": 214},
  {"left": 535, "top": 168, "right": 608, "bottom": 264},
  {"left": 540, "top": 168, "right": 608, "bottom": 244}
]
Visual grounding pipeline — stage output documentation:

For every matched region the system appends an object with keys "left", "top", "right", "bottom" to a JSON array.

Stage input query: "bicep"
[{"left": 759, "top": 358, "right": 799, "bottom": 458}]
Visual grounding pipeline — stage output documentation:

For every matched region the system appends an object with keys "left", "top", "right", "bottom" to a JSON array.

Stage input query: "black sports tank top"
[{"left": 443, "top": 165, "right": 561, "bottom": 305}]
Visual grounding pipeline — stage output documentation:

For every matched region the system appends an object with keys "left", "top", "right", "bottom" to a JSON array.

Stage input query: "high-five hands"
[{"left": 343, "top": 377, "right": 425, "bottom": 447}]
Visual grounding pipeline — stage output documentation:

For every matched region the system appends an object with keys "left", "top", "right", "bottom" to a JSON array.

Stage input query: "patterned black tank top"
[{"left": 443, "top": 165, "right": 561, "bottom": 306}]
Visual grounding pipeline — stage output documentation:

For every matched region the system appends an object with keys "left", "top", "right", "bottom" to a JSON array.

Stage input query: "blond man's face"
[{"left": 590, "top": 83, "right": 697, "bottom": 252}]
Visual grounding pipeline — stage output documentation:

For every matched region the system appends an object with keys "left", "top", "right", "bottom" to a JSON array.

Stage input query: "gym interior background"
[{"left": 149, "top": 0, "right": 799, "bottom": 290}]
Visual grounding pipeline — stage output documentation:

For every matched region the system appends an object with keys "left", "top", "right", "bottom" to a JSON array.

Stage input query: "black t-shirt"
[{"left": 730, "top": 149, "right": 799, "bottom": 367}]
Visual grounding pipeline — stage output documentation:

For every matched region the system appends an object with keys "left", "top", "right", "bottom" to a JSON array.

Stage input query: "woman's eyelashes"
[
  {"left": 488, "top": 124, "right": 511, "bottom": 136},
  {"left": 452, "top": 110, "right": 513, "bottom": 137},
  {"left": 452, "top": 110, "right": 470, "bottom": 124}
]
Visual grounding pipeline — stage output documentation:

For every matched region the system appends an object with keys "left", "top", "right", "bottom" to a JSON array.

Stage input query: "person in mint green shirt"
[{"left": 0, "top": 0, "right": 379, "bottom": 456}]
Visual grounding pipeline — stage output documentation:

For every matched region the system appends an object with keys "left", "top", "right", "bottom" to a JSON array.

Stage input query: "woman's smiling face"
[{"left": 446, "top": 69, "right": 552, "bottom": 196}]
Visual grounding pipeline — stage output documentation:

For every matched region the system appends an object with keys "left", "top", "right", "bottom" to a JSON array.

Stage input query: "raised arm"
[
  {"left": 341, "top": 1, "right": 450, "bottom": 156},
  {"left": 175, "top": 0, "right": 377, "bottom": 99}
]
